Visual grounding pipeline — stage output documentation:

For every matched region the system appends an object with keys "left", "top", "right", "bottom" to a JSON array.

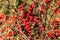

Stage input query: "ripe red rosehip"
[
  {"left": 8, "top": 37, "right": 12, "bottom": 40},
  {"left": 18, "top": 6, "right": 23, "bottom": 11},
  {"left": 47, "top": 32, "right": 53, "bottom": 37},
  {"left": 55, "top": 2, "right": 60, "bottom": 6},
  {"left": 58, "top": 32, "right": 60, "bottom": 36},
  {"left": 0, "top": 13, "right": 5, "bottom": 19},
  {"left": 39, "top": 5, "right": 44, "bottom": 13},
  {"left": 25, "top": 18, "right": 28, "bottom": 21},
  {"left": 39, "top": 27, "right": 43, "bottom": 31},
  {"left": 25, "top": 22, "right": 30, "bottom": 25},
  {"left": 30, "top": 16, "right": 33, "bottom": 19},
  {"left": 24, "top": 20, "right": 27, "bottom": 25},
  {"left": 30, "top": 18, "right": 34, "bottom": 22},
  {"left": 13, "top": 30, "right": 16, "bottom": 35},
  {"left": 53, "top": 8, "right": 57, "bottom": 13},
  {"left": 29, "top": 16, "right": 34, "bottom": 22},
  {"left": 54, "top": 30, "right": 59, "bottom": 33},
  {"left": 54, "top": 24, "right": 58, "bottom": 28},
  {"left": 28, "top": 8, "right": 33, "bottom": 13},
  {"left": 28, "top": 2, "right": 34, "bottom": 13},
  {"left": 0, "top": 35, "right": 5, "bottom": 40},
  {"left": 44, "top": 0, "right": 51, "bottom": 3},
  {"left": 29, "top": 2, "right": 35, "bottom": 9},
  {"left": 34, "top": 19, "right": 39, "bottom": 24},
  {"left": 0, "top": 15, "right": 2, "bottom": 19},
  {"left": 1, "top": 26, "right": 8, "bottom": 32},
  {"left": 46, "top": 5, "right": 50, "bottom": 9},
  {"left": 18, "top": 16, "right": 22, "bottom": 20},
  {"left": 51, "top": 35, "right": 55, "bottom": 39},
  {"left": 6, "top": 32, "right": 13, "bottom": 37},
  {"left": 18, "top": 2, "right": 27, "bottom": 11},
  {"left": 26, "top": 14, "right": 30, "bottom": 17},
  {"left": 25, "top": 25, "right": 30, "bottom": 31},
  {"left": 12, "top": 15, "right": 17, "bottom": 19}
]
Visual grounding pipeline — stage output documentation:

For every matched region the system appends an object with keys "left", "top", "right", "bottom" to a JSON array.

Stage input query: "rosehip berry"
[
  {"left": 0, "top": 36, "right": 5, "bottom": 40},
  {"left": 25, "top": 22, "right": 30, "bottom": 25},
  {"left": 18, "top": 2, "right": 27, "bottom": 11},
  {"left": 39, "top": 5, "right": 44, "bottom": 13},
  {"left": 55, "top": 2, "right": 60, "bottom": 6},
  {"left": 0, "top": 15, "right": 2, "bottom": 19},
  {"left": 25, "top": 25, "right": 30, "bottom": 31},
  {"left": 30, "top": 18, "right": 34, "bottom": 22},
  {"left": 54, "top": 30, "right": 59, "bottom": 33},
  {"left": 29, "top": 2, "right": 35, "bottom": 9},
  {"left": 46, "top": 5, "right": 50, "bottom": 9},
  {"left": 39, "top": 27, "right": 43, "bottom": 31},
  {"left": 0, "top": 14, "right": 4, "bottom": 19},
  {"left": 53, "top": 8, "right": 57, "bottom": 13},
  {"left": 34, "top": 19, "right": 39, "bottom": 24},
  {"left": 26, "top": 14, "right": 30, "bottom": 17},
  {"left": 18, "top": 16, "right": 22, "bottom": 20},
  {"left": 58, "top": 32, "right": 60, "bottom": 36},
  {"left": 51, "top": 35, "right": 55, "bottom": 39},
  {"left": 18, "top": 6, "right": 23, "bottom": 11},
  {"left": 13, "top": 30, "right": 16, "bottom": 35},
  {"left": 12, "top": 15, "right": 17, "bottom": 19},
  {"left": 47, "top": 32, "right": 53, "bottom": 37},
  {"left": 30, "top": 16, "right": 33, "bottom": 19},
  {"left": 6, "top": 32, "right": 13, "bottom": 37},
  {"left": 54, "top": 24, "right": 58, "bottom": 28},
  {"left": 44, "top": 0, "right": 51, "bottom": 3}
]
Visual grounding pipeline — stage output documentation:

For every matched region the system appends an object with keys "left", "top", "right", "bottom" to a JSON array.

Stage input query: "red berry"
[
  {"left": 47, "top": 32, "right": 53, "bottom": 37},
  {"left": 51, "top": 35, "right": 55, "bottom": 39},
  {"left": 29, "top": 2, "right": 35, "bottom": 9},
  {"left": 26, "top": 14, "right": 30, "bottom": 17},
  {"left": 55, "top": 2, "right": 60, "bottom": 6},
  {"left": 6, "top": 32, "right": 13, "bottom": 37},
  {"left": 58, "top": 32, "right": 60, "bottom": 36},
  {"left": 0, "top": 15, "right": 2, "bottom": 19},
  {"left": 18, "top": 16, "right": 22, "bottom": 20},
  {"left": 53, "top": 8, "right": 57, "bottom": 13},
  {"left": 54, "top": 30, "right": 59, "bottom": 33},
  {"left": 46, "top": 5, "right": 50, "bottom": 9},
  {"left": 18, "top": 6, "right": 23, "bottom": 11},
  {"left": 44, "top": 0, "right": 51, "bottom": 3},
  {"left": 0, "top": 14, "right": 5, "bottom": 19},
  {"left": 39, "top": 5, "right": 44, "bottom": 13},
  {"left": 26, "top": 22, "right": 30, "bottom": 25},
  {"left": 18, "top": 2, "right": 27, "bottom": 11},
  {"left": 25, "top": 25, "right": 30, "bottom": 31},
  {"left": 0, "top": 36, "right": 5, "bottom": 40},
  {"left": 34, "top": 19, "right": 39, "bottom": 24},
  {"left": 13, "top": 30, "right": 16, "bottom": 35},
  {"left": 30, "top": 16, "right": 33, "bottom": 19},
  {"left": 12, "top": 15, "right": 17, "bottom": 19},
  {"left": 40, "top": 27, "right": 43, "bottom": 31},
  {"left": 54, "top": 24, "right": 58, "bottom": 28},
  {"left": 30, "top": 18, "right": 33, "bottom": 22}
]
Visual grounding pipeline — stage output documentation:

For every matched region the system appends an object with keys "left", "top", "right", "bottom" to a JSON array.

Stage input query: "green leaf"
[{"left": 3, "top": 9, "right": 9, "bottom": 15}]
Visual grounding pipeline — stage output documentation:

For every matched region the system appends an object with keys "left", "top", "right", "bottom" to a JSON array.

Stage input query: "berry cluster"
[{"left": 0, "top": 0, "right": 60, "bottom": 40}]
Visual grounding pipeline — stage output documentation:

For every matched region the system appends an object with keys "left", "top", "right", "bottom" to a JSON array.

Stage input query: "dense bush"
[{"left": 0, "top": 0, "right": 60, "bottom": 40}]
